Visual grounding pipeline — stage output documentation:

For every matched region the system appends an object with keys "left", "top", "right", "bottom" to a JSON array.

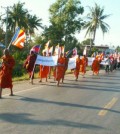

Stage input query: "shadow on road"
[
  {"left": 0, "top": 113, "right": 104, "bottom": 129},
  {"left": 12, "top": 96, "right": 120, "bottom": 114}
]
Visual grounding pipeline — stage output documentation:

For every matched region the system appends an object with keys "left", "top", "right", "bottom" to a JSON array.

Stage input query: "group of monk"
[{"left": 0, "top": 48, "right": 119, "bottom": 98}]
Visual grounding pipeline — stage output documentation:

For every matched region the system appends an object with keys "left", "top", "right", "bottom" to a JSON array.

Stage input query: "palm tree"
[
  {"left": 26, "top": 14, "right": 43, "bottom": 41},
  {"left": 2, "top": 2, "right": 28, "bottom": 32},
  {"left": 83, "top": 3, "right": 110, "bottom": 53}
]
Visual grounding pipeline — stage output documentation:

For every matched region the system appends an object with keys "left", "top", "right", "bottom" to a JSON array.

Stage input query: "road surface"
[{"left": 0, "top": 70, "right": 120, "bottom": 134}]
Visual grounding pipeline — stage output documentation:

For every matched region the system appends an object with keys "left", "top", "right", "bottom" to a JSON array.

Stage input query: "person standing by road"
[{"left": 0, "top": 49, "right": 15, "bottom": 98}]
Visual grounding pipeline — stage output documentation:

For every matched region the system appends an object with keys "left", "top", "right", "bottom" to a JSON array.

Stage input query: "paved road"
[{"left": 0, "top": 70, "right": 120, "bottom": 134}]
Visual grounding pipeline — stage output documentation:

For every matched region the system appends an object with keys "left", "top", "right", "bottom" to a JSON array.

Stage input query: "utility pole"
[{"left": 1, "top": 6, "right": 10, "bottom": 47}]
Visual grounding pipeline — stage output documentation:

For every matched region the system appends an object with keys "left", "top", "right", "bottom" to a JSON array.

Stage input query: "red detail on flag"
[
  {"left": 12, "top": 29, "right": 26, "bottom": 49},
  {"left": 30, "top": 45, "right": 41, "bottom": 54}
]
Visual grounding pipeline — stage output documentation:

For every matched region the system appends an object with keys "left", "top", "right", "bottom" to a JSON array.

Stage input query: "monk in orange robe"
[
  {"left": 92, "top": 57, "right": 100, "bottom": 75},
  {"left": 80, "top": 55, "right": 88, "bottom": 77},
  {"left": 23, "top": 51, "right": 37, "bottom": 84},
  {"left": 54, "top": 53, "right": 65, "bottom": 86},
  {"left": 74, "top": 55, "right": 81, "bottom": 81},
  {"left": 39, "top": 52, "right": 49, "bottom": 82},
  {"left": 0, "top": 49, "right": 15, "bottom": 98}
]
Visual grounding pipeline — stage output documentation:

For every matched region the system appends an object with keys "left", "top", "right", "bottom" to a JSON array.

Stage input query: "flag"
[
  {"left": 45, "top": 40, "right": 50, "bottom": 50},
  {"left": 49, "top": 46, "right": 53, "bottom": 54},
  {"left": 54, "top": 44, "right": 59, "bottom": 55},
  {"left": 12, "top": 27, "right": 26, "bottom": 49},
  {"left": 73, "top": 47, "right": 77, "bottom": 55},
  {"left": 30, "top": 45, "right": 41, "bottom": 54}
]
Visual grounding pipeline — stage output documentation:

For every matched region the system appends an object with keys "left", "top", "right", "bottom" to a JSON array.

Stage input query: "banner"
[
  {"left": 100, "top": 58, "right": 108, "bottom": 65},
  {"left": 35, "top": 55, "right": 58, "bottom": 66},
  {"left": 68, "top": 55, "right": 78, "bottom": 69},
  {"left": 87, "top": 57, "right": 95, "bottom": 66}
]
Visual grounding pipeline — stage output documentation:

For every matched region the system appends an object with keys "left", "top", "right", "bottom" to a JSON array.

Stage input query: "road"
[{"left": 0, "top": 70, "right": 120, "bottom": 134}]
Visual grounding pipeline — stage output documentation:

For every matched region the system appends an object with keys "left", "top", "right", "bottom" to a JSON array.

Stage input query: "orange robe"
[
  {"left": 74, "top": 58, "right": 81, "bottom": 78},
  {"left": 39, "top": 65, "right": 49, "bottom": 78},
  {"left": 0, "top": 55, "right": 15, "bottom": 89},
  {"left": 54, "top": 57, "right": 65, "bottom": 81},
  {"left": 80, "top": 57, "right": 88, "bottom": 74},
  {"left": 92, "top": 59, "right": 100, "bottom": 74},
  {"left": 63, "top": 57, "right": 68, "bottom": 75}
]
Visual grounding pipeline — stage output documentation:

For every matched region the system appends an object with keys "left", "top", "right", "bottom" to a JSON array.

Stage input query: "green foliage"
[
  {"left": 83, "top": 3, "right": 110, "bottom": 42},
  {"left": 43, "top": 0, "right": 85, "bottom": 50},
  {"left": 81, "top": 38, "right": 94, "bottom": 46}
]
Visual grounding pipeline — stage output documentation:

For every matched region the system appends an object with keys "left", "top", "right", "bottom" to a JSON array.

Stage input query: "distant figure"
[
  {"left": 0, "top": 49, "right": 15, "bottom": 98},
  {"left": 54, "top": 53, "right": 65, "bottom": 86},
  {"left": 80, "top": 55, "right": 88, "bottom": 77},
  {"left": 92, "top": 56, "right": 100, "bottom": 76},
  {"left": 39, "top": 51, "right": 49, "bottom": 82},
  {"left": 105, "top": 56, "right": 111, "bottom": 73},
  {"left": 23, "top": 51, "right": 37, "bottom": 84},
  {"left": 74, "top": 55, "right": 81, "bottom": 81}
]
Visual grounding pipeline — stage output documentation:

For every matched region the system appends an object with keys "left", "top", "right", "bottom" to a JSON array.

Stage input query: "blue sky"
[{"left": 0, "top": 0, "right": 119, "bottom": 47}]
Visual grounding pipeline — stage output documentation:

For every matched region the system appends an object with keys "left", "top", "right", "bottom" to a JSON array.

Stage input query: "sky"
[{"left": 0, "top": 0, "right": 120, "bottom": 48}]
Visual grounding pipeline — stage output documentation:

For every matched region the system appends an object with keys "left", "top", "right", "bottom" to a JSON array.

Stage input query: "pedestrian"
[
  {"left": 80, "top": 55, "right": 88, "bottom": 78},
  {"left": 54, "top": 53, "right": 65, "bottom": 86},
  {"left": 23, "top": 51, "right": 37, "bottom": 84},
  {"left": 92, "top": 56, "right": 100, "bottom": 76},
  {"left": 105, "top": 56, "right": 110, "bottom": 73},
  {"left": 0, "top": 49, "right": 15, "bottom": 98},
  {"left": 74, "top": 55, "right": 81, "bottom": 81},
  {"left": 39, "top": 51, "right": 49, "bottom": 82}
]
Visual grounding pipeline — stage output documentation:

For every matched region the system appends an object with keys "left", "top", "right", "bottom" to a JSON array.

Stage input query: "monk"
[
  {"left": 92, "top": 56, "right": 100, "bottom": 75},
  {"left": 39, "top": 51, "right": 49, "bottom": 82},
  {"left": 23, "top": 51, "right": 37, "bottom": 84},
  {"left": 0, "top": 49, "right": 15, "bottom": 98},
  {"left": 74, "top": 55, "right": 81, "bottom": 81},
  {"left": 80, "top": 55, "right": 88, "bottom": 77},
  {"left": 54, "top": 53, "right": 65, "bottom": 86}
]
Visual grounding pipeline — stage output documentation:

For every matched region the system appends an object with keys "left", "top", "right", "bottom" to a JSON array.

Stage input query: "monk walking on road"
[{"left": 0, "top": 49, "right": 15, "bottom": 98}]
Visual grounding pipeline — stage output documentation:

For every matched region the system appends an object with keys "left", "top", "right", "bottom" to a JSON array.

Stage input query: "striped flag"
[
  {"left": 11, "top": 27, "right": 26, "bottom": 49},
  {"left": 30, "top": 45, "right": 41, "bottom": 54}
]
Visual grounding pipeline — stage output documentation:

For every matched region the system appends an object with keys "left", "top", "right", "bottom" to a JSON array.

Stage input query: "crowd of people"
[{"left": 0, "top": 48, "right": 120, "bottom": 98}]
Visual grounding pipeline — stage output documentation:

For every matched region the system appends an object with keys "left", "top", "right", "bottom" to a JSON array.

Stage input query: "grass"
[{"left": 12, "top": 67, "right": 93, "bottom": 82}]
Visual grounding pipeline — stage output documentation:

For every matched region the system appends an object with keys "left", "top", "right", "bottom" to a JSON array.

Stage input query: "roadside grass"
[{"left": 12, "top": 66, "right": 93, "bottom": 82}]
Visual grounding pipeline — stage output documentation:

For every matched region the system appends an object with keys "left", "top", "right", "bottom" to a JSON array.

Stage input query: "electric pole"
[{"left": 1, "top": 6, "right": 10, "bottom": 47}]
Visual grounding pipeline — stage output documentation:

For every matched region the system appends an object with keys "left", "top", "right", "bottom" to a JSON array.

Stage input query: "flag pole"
[{"left": 7, "top": 40, "right": 13, "bottom": 50}]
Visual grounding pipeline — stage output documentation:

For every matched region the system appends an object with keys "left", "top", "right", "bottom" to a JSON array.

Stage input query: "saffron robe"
[
  {"left": 80, "top": 57, "right": 88, "bottom": 74},
  {"left": 92, "top": 58, "right": 100, "bottom": 74},
  {"left": 54, "top": 57, "right": 65, "bottom": 81},
  {"left": 74, "top": 57, "right": 81, "bottom": 78},
  {"left": 39, "top": 65, "right": 49, "bottom": 78},
  {"left": 0, "top": 55, "right": 15, "bottom": 89}
]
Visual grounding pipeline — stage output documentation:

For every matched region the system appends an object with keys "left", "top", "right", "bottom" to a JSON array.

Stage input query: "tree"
[
  {"left": 2, "top": 2, "right": 28, "bottom": 32},
  {"left": 83, "top": 3, "right": 110, "bottom": 53},
  {"left": 46, "top": 0, "right": 84, "bottom": 50},
  {"left": 81, "top": 38, "right": 94, "bottom": 46},
  {"left": 26, "top": 14, "right": 43, "bottom": 42}
]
